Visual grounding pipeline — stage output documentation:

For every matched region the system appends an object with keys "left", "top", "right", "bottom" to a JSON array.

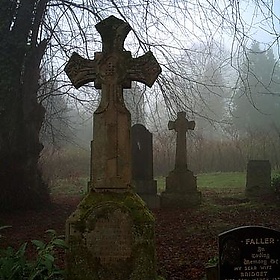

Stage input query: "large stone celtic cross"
[
  {"left": 168, "top": 111, "right": 195, "bottom": 169},
  {"left": 65, "top": 15, "right": 161, "bottom": 191}
]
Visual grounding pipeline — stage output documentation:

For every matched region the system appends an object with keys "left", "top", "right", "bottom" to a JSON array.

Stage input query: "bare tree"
[{"left": 0, "top": 0, "right": 279, "bottom": 210}]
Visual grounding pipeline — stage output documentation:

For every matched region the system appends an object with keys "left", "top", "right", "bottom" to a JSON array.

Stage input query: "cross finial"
[
  {"left": 169, "top": 112, "right": 195, "bottom": 169},
  {"left": 96, "top": 15, "right": 131, "bottom": 53}
]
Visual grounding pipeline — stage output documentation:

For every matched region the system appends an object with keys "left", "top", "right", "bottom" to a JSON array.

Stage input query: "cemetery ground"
[{"left": 1, "top": 172, "right": 280, "bottom": 280}]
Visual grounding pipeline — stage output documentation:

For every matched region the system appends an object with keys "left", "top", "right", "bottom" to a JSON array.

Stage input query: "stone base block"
[
  {"left": 160, "top": 191, "right": 202, "bottom": 208},
  {"left": 66, "top": 191, "right": 161, "bottom": 280},
  {"left": 165, "top": 168, "right": 197, "bottom": 193},
  {"left": 245, "top": 186, "right": 275, "bottom": 200}
]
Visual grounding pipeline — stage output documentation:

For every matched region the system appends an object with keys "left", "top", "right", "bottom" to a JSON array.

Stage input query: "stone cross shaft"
[
  {"left": 65, "top": 16, "right": 161, "bottom": 191},
  {"left": 168, "top": 111, "right": 195, "bottom": 169}
]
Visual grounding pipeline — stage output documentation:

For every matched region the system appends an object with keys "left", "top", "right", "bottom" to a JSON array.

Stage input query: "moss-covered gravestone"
[{"left": 64, "top": 15, "right": 162, "bottom": 280}]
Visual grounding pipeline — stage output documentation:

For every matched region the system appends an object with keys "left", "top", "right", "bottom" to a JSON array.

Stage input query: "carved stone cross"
[
  {"left": 65, "top": 15, "right": 161, "bottom": 191},
  {"left": 168, "top": 111, "right": 195, "bottom": 169}
]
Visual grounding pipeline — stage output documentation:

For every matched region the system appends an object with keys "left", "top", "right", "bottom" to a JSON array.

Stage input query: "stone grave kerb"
[{"left": 65, "top": 15, "right": 161, "bottom": 191}]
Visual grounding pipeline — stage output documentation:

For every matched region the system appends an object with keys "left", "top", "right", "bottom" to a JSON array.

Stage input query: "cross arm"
[
  {"left": 188, "top": 121, "right": 195, "bottom": 130},
  {"left": 128, "top": 51, "right": 161, "bottom": 88},
  {"left": 65, "top": 52, "right": 97, "bottom": 89},
  {"left": 168, "top": 120, "right": 175, "bottom": 130}
]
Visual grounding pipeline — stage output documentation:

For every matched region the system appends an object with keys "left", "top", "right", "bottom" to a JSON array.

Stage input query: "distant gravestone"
[
  {"left": 246, "top": 160, "right": 272, "bottom": 196},
  {"left": 64, "top": 15, "right": 161, "bottom": 280},
  {"left": 219, "top": 226, "right": 280, "bottom": 280},
  {"left": 131, "top": 124, "right": 160, "bottom": 208},
  {"left": 161, "top": 111, "right": 201, "bottom": 208}
]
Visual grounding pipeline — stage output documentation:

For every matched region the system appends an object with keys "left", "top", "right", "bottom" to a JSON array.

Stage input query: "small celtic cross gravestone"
[
  {"left": 65, "top": 15, "right": 161, "bottom": 191},
  {"left": 161, "top": 111, "right": 201, "bottom": 208},
  {"left": 168, "top": 111, "right": 195, "bottom": 169}
]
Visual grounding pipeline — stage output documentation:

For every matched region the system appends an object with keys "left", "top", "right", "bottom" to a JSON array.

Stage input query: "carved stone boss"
[
  {"left": 65, "top": 16, "right": 161, "bottom": 191},
  {"left": 168, "top": 111, "right": 195, "bottom": 169}
]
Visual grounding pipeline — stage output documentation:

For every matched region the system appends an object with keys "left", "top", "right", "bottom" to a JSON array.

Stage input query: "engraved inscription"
[
  {"left": 85, "top": 208, "right": 132, "bottom": 265},
  {"left": 220, "top": 227, "right": 280, "bottom": 280},
  {"left": 234, "top": 242, "right": 280, "bottom": 280}
]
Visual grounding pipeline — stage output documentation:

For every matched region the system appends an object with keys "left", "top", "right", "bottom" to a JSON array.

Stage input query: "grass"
[
  {"left": 156, "top": 172, "right": 246, "bottom": 193},
  {"left": 49, "top": 171, "right": 279, "bottom": 197},
  {"left": 156, "top": 177, "right": 166, "bottom": 193},
  {"left": 197, "top": 172, "right": 246, "bottom": 189},
  {"left": 155, "top": 172, "right": 276, "bottom": 208}
]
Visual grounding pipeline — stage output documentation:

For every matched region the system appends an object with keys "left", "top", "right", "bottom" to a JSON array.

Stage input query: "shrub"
[
  {"left": 206, "top": 256, "right": 218, "bottom": 266},
  {"left": 0, "top": 227, "right": 67, "bottom": 280}
]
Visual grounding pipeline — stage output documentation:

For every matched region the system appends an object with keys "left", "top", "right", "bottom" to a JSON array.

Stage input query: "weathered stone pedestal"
[
  {"left": 161, "top": 168, "right": 201, "bottom": 207},
  {"left": 66, "top": 191, "right": 156, "bottom": 280}
]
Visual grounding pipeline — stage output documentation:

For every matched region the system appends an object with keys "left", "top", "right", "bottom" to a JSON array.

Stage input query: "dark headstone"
[
  {"left": 246, "top": 160, "right": 272, "bottom": 196},
  {"left": 132, "top": 124, "right": 153, "bottom": 181},
  {"left": 131, "top": 124, "right": 160, "bottom": 208},
  {"left": 219, "top": 226, "right": 280, "bottom": 280}
]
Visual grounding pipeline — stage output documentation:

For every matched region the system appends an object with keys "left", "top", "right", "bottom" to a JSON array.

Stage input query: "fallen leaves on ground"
[{"left": 1, "top": 190, "right": 280, "bottom": 280}]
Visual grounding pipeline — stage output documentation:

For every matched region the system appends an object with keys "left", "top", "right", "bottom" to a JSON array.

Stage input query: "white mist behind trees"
[
  {"left": 38, "top": 0, "right": 280, "bottom": 175},
  {"left": 49, "top": 40, "right": 280, "bottom": 175}
]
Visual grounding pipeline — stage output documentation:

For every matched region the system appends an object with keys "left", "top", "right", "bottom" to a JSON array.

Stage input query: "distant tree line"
[{"left": 153, "top": 42, "right": 280, "bottom": 175}]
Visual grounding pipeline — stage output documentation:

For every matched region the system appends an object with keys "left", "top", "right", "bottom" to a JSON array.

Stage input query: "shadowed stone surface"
[
  {"left": 161, "top": 112, "right": 201, "bottom": 208},
  {"left": 131, "top": 124, "right": 160, "bottom": 208},
  {"left": 246, "top": 160, "right": 272, "bottom": 197},
  {"left": 64, "top": 15, "right": 162, "bottom": 280}
]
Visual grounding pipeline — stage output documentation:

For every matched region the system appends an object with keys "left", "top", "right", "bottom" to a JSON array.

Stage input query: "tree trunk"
[{"left": 0, "top": 0, "right": 49, "bottom": 211}]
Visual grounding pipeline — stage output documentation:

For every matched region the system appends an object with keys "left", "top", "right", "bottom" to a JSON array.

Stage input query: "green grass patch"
[
  {"left": 156, "top": 177, "right": 165, "bottom": 193},
  {"left": 156, "top": 172, "right": 246, "bottom": 193},
  {"left": 197, "top": 172, "right": 246, "bottom": 189},
  {"left": 50, "top": 171, "right": 274, "bottom": 198}
]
